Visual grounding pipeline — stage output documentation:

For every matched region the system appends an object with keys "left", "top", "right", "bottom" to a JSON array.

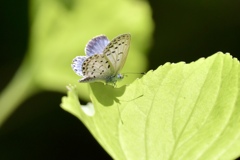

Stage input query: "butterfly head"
[{"left": 117, "top": 74, "right": 124, "bottom": 80}]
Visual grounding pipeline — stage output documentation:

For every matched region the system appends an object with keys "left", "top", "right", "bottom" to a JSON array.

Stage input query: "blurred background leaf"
[
  {"left": 0, "top": 0, "right": 153, "bottom": 159},
  {"left": 1, "top": 0, "right": 240, "bottom": 159},
  {"left": 0, "top": 0, "right": 153, "bottom": 126}
]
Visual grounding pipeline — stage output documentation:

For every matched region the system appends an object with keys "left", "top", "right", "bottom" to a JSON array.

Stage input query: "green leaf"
[{"left": 61, "top": 52, "right": 240, "bottom": 160}]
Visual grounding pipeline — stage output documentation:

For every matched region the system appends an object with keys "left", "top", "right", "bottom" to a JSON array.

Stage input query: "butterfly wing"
[
  {"left": 79, "top": 54, "right": 114, "bottom": 83},
  {"left": 72, "top": 34, "right": 131, "bottom": 84},
  {"left": 85, "top": 35, "right": 110, "bottom": 56},
  {"left": 72, "top": 35, "right": 110, "bottom": 76},
  {"left": 71, "top": 56, "right": 87, "bottom": 76},
  {"left": 103, "top": 34, "right": 131, "bottom": 74}
]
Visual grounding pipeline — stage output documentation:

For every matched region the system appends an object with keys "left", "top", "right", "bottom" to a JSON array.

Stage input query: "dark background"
[{"left": 1, "top": 0, "right": 240, "bottom": 159}]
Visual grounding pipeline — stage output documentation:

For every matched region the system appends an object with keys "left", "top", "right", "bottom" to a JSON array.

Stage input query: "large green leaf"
[{"left": 61, "top": 52, "right": 240, "bottom": 160}]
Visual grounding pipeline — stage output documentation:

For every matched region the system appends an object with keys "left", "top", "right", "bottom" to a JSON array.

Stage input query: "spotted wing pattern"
[
  {"left": 72, "top": 35, "right": 109, "bottom": 76},
  {"left": 72, "top": 33, "right": 131, "bottom": 83},
  {"left": 103, "top": 34, "right": 131, "bottom": 74},
  {"left": 80, "top": 54, "right": 113, "bottom": 82},
  {"left": 72, "top": 56, "right": 87, "bottom": 76}
]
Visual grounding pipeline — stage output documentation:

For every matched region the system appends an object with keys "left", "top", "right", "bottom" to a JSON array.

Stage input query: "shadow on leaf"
[{"left": 89, "top": 83, "right": 126, "bottom": 106}]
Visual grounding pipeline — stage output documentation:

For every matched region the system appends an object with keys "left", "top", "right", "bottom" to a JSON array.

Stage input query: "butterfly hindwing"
[
  {"left": 71, "top": 56, "right": 87, "bottom": 76},
  {"left": 80, "top": 54, "right": 113, "bottom": 82}
]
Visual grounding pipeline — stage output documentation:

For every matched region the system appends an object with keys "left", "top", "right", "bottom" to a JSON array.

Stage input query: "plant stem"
[{"left": 0, "top": 61, "right": 37, "bottom": 127}]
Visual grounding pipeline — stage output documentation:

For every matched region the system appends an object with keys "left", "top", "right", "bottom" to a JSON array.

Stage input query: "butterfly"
[{"left": 71, "top": 33, "right": 131, "bottom": 85}]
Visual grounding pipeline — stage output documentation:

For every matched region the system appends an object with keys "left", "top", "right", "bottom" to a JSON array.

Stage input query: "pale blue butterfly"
[{"left": 71, "top": 34, "right": 131, "bottom": 85}]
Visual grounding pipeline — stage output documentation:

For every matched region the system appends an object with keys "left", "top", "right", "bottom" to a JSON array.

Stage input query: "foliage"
[{"left": 61, "top": 53, "right": 240, "bottom": 160}]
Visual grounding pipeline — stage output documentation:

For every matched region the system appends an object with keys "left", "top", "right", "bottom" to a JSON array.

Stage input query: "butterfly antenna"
[
  {"left": 123, "top": 72, "right": 145, "bottom": 78},
  {"left": 123, "top": 72, "right": 145, "bottom": 75}
]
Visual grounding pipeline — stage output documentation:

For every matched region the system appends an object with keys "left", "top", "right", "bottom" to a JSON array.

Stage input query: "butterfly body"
[
  {"left": 72, "top": 34, "right": 131, "bottom": 85},
  {"left": 80, "top": 73, "right": 124, "bottom": 84}
]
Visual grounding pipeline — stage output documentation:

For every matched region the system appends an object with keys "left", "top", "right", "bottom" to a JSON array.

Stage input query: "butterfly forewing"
[{"left": 103, "top": 34, "right": 131, "bottom": 74}]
